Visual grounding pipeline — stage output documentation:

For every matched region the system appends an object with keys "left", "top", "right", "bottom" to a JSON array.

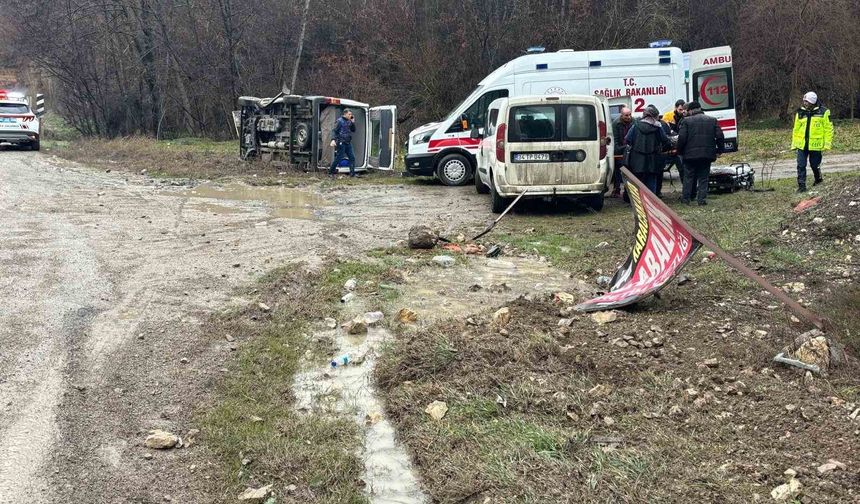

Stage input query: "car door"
[
  {"left": 368, "top": 105, "right": 397, "bottom": 170},
  {"left": 478, "top": 105, "right": 501, "bottom": 185},
  {"left": 686, "top": 46, "right": 737, "bottom": 151}
]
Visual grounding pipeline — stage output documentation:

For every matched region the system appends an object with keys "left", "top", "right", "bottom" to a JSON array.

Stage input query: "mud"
[
  {"left": 169, "top": 181, "right": 330, "bottom": 219},
  {"left": 0, "top": 152, "right": 487, "bottom": 503}
]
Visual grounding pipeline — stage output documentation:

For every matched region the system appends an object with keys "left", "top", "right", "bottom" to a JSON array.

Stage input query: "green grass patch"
[
  {"left": 198, "top": 265, "right": 368, "bottom": 503},
  {"left": 723, "top": 119, "right": 860, "bottom": 164}
]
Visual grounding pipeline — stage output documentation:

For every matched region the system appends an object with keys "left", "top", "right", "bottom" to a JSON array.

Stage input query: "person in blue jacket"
[{"left": 329, "top": 108, "right": 357, "bottom": 177}]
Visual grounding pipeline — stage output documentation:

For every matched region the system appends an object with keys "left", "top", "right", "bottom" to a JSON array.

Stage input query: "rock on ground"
[
  {"left": 493, "top": 307, "right": 511, "bottom": 327},
  {"left": 144, "top": 430, "right": 180, "bottom": 450},
  {"left": 408, "top": 225, "right": 437, "bottom": 249},
  {"left": 237, "top": 484, "right": 273, "bottom": 503}
]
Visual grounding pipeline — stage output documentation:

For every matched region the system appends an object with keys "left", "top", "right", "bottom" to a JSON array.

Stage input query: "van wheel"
[
  {"left": 437, "top": 154, "right": 471, "bottom": 186},
  {"left": 475, "top": 169, "right": 490, "bottom": 194},
  {"left": 582, "top": 193, "right": 605, "bottom": 212},
  {"left": 293, "top": 122, "right": 311, "bottom": 149},
  {"left": 489, "top": 174, "right": 508, "bottom": 213}
]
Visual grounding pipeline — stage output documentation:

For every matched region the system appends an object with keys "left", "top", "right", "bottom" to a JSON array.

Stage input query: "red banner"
[{"left": 575, "top": 172, "right": 700, "bottom": 312}]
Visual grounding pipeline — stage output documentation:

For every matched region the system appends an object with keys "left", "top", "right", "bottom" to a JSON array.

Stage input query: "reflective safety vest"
[{"left": 791, "top": 105, "right": 833, "bottom": 151}]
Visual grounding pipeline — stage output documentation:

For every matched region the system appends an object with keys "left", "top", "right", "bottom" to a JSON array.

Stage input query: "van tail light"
[
  {"left": 599, "top": 120, "right": 607, "bottom": 160},
  {"left": 496, "top": 123, "right": 506, "bottom": 162}
]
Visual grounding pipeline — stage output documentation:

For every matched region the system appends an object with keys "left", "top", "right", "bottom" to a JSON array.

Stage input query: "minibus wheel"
[{"left": 437, "top": 153, "right": 471, "bottom": 186}]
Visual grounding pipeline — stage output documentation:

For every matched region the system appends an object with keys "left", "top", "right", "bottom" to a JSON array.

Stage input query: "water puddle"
[
  {"left": 169, "top": 182, "right": 329, "bottom": 219},
  {"left": 294, "top": 326, "right": 427, "bottom": 504}
]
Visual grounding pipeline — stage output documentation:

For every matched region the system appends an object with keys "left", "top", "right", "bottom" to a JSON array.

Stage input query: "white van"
[
  {"left": 473, "top": 95, "right": 612, "bottom": 212},
  {"left": 405, "top": 45, "right": 736, "bottom": 185}
]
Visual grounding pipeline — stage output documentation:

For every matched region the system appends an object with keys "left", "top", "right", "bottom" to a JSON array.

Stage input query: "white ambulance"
[
  {"left": 0, "top": 90, "right": 42, "bottom": 151},
  {"left": 404, "top": 45, "right": 736, "bottom": 185}
]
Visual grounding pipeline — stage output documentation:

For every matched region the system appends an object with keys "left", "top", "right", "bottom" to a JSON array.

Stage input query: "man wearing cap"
[
  {"left": 791, "top": 92, "right": 833, "bottom": 192},
  {"left": 329, "top": 108, "right": 357, "bottom": 178},
  {"left": 676, "top": 101, "right": 724, "bottom": 206}
]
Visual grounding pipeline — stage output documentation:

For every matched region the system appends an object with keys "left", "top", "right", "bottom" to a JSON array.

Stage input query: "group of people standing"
[
  {"left": 611, "top": 91, "right": 835, "bottom": 203},
  {"left": 612, "top": 99, "right": 724, "bottom": 206}
]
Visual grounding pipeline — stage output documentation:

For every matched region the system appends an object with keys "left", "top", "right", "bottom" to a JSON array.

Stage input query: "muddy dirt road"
[{"left": 0, "top": 152, "right": 487, "bottom": 503}]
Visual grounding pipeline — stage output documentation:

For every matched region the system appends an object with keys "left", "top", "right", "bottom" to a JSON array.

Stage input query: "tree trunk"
[{"left": 289, "top": 0, "right": 311, "bottom": 93}]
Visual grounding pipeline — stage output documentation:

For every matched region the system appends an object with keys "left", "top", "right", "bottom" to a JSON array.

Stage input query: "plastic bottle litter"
[
  {"left": 330, "top": 354, "right": 350, "bottom": 368},
  {"left": 340, "top": 292, "right": 354, "bottom": 303}
]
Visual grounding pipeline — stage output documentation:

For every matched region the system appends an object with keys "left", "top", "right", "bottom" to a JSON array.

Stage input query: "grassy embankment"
[
  {"left": 374, "top": 172, "right": 860, "bottom": 503},
  {"left": 197, "top": 255, "right": 416, "bottom": 503}
]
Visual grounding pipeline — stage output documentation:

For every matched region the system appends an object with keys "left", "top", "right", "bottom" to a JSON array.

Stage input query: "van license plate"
[{"left": 513, "top": 152, "right": 550, "bottom": 162}]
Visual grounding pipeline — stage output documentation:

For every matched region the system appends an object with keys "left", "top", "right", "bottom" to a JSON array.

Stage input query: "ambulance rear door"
[
  {"left": 368, "top": 105, "right": 397, "bottom": 170},
  {"left": 686, "top": 46, "right": 738, "bottom": 152}
]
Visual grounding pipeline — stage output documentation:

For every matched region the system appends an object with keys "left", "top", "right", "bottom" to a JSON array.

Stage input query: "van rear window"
[
  {"left": 509, "top": 106, "right": 556, "bottom": 141},
  {"left": 565, "top": 105, "right": 597, "bottom": 140},
  {"left": 0, "top": 103, "right": 29, "bottom": 114},
  {"left": 508, "top": 104, "right": 596, "bottom": 142},
  {"left": 693, "top": 68, "right": 734, "bottom": 112}
]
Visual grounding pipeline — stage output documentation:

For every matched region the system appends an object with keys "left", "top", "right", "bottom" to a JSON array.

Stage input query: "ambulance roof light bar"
[
  {"left": 648, "top": 40, "right": 672, "bottom": 48},
  {"left": 526, "top": 46, "right": 546, "bottom": 54}
]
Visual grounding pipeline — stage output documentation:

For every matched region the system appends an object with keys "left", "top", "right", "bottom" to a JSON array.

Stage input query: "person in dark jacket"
[
  {"left": 654, "top": 117, "right": 677, "bottom": 198},
  {"left": 610, "top": 106, "right": 634, "bottom": 197},
  {"left": 329, "top": 108, "right": 357, "bottom": 177},
  {"left": 677, "top": 101, "right": 725, "bottom": 205},
  {"left": 625, "top": 105, "right": 672, "bottom": 195}
]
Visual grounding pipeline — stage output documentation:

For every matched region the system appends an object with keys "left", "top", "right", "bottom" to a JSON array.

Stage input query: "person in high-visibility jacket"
[{"left": 791, "top": 91, "right": 833, "bottom": 192}]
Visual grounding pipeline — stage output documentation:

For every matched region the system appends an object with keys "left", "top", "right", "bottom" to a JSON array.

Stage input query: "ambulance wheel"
[
  {"left": 582, "top": 193, "right": 604, "bottom": 212},
  {"left": 437, "top": 154, "right": 471, "bottom": 186},
  {"left": 475, "top": 170, "right": 490, "bottom": 194},
  {"left": 489, "top": 174, "right": 508, "bottom": 213},
  {"left": 30, "top": 139, "right": 40, "bottom": 152},
  {"left": 293, "top": 122, "right": 311, "bottom": 149}
]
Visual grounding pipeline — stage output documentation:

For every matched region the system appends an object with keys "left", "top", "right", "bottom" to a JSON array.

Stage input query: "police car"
[{"left": 0, "top": 90, "right": 41, "bottom": 151}]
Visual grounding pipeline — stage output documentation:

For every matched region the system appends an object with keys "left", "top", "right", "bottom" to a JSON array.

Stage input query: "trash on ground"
[
  {"left": 793, "top": 196, "right": 821, "bottom": 213},
  {"left": 485, "top": 244, "right": 502, "bottom": 257},
  {"left": 331, "top": 354, "right": 351, "bottom": 368}
]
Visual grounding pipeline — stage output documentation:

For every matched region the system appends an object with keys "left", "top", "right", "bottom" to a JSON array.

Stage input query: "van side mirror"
[{"left": 470, "top": 127, "right": 483, "bottom": 139}]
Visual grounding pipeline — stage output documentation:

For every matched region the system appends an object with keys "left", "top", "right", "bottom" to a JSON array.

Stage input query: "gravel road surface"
[{"left": 0, "top": 151, "right": 485, "bottom": 503}]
